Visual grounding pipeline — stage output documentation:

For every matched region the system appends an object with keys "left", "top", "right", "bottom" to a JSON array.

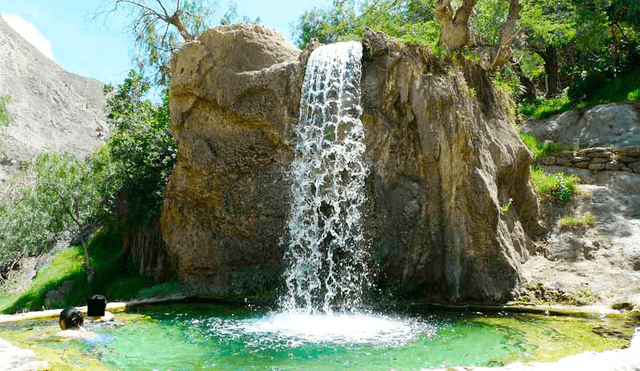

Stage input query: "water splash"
[
  {"left": 202, "top": 311, "right": 437, "bottom": 349},
  {"left": 281, "top": 41, "right": 370, "bottom": 313}
]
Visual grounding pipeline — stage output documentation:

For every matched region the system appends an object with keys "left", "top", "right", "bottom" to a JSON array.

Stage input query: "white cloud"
[{"left": 1, "top": 12, "right": 55, "bottom": 61}]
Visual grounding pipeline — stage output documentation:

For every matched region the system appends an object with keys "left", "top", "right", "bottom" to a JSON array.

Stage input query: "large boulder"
[
  {"left": 519, "top": 103, "right": 640, "bottom": 148},
  {"left": 360, "top": 30, "right": 540, "bottom": 303},
  {"left": 161, "top": 26, "right": 541, "bottom": 303},
  {"left": 161, "top": 24, "right": 301, "bottom": 293}
]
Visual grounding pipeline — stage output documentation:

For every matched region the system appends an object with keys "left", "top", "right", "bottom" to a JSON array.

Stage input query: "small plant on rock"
[
  {"left": 530, "top": 167, "right": 578, "bottom": 203},
  {"left": 559, "top": 213, "right": 594, "bottom": 229}
]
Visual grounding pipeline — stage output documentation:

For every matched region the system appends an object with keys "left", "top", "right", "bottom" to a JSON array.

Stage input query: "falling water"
[{"left": 280, "top": 41, "right": 370, "bottom": 313}]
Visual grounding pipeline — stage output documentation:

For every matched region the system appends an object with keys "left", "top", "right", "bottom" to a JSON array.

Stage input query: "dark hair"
[{"left": 59, "top": 306, "right": 84, "bottom": 330}]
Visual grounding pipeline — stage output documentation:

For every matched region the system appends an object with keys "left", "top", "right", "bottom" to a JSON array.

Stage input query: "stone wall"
[{"left": 537, "top": 146, "right": 640, "bottom": 173}]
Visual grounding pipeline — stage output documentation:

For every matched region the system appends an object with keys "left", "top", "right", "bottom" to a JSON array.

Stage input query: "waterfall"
[{"left": 280, "top": 41, "right": 370, "bottom": 313}]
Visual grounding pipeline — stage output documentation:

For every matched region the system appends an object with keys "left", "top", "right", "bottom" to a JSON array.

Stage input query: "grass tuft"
[{"left": 559, "top": 213, "right": 594, "bottom": 229}]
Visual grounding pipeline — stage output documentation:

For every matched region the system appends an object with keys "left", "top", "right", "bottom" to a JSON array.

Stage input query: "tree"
[
  {"left": 294, "top": 0, "right": 440, "bottom": 47},
  {"left": 104, "top": 70, "right": 176, "bottom": 227},
  {"left": 435, "top": 0, "right": 522, "bottom": 69},
  {"left": 96, "top": 0, "right": 217, "bottom": 84},
  {"left": 34, "top": 152, "right": 113, "bottom": 285}
]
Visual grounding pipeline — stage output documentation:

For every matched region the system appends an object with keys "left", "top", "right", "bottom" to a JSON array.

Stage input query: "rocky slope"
[
  {"left": 161, "top": 24, "right": 540, "bottom": 303},
  {"left": 518, "top": 104, "right": 640, "bottom": 307},
  {"left": 0, "top": 15, "right": 108, "bottom": 182}
]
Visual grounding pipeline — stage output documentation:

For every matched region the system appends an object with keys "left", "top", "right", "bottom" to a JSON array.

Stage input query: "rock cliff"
[
  {"left": 360, "top": 31, "right": 540, "bottom": 303},
  {"left": 0, "top": 16, "right": 108, "bottom": 181},
  {"left": 162, "top": 25, "right": 541, "bottom": 303},
  {"left": 161, "top": 24, "right": 301, "bottom": 293}
]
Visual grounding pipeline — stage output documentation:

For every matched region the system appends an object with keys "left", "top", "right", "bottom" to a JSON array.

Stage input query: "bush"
[
  {"left": 530, "top": 167, "right": 578, "bottom": 203},
  {"left": 518, "top": 131, "right": 575, "bottom": 161},
  {"left": 0, "top": 94, "right": 11, "bottom": 126},
  {"left": 519, "top": 93, "right": 574, "bottom": 120},
  {"left": 103, "top": 71, "right": 176, "bottom": 228}
]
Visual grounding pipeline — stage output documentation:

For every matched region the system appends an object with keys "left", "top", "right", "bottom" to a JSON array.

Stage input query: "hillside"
[{"left": 0, "top": 15, "right": 108, "bottom": 182}]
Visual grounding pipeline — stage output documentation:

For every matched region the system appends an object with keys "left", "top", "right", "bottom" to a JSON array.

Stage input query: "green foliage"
[
  {"left": 518, "top": 130, "right": 575, "bottom": 160},
  {"left": 0, "top": 228, "right": 158, "bottom": 313},
  {"left": 518, "top": 93, "right": 574, "bottom": 120},
  {"left": 0, "top": 71, "right": 174, "bottom": 269},
  {"left": 294, "top": 0, "right": 440, "bottom": 48},
  {"left": 559, "top": 213, "right": 594, "bottom": 228},
  {"left": 0, "top": 151, "right": 113, "bottom": 264},
  {"left": 98, "top": 0, "right": 229, "bottom": 85},
  {"left": 104, "top": 71, "right": 177, "bottom": 227},
  {"left": 530, "top": 167, "right": 578, "bottom": 203},
  {"left": 492, "top": 65, "right": 525, "bottom": 101},
  {"left": 500, "top": 198, "right": 513, "bottom": 214},
  {"left": 568, "top": 67, "right": 640, "bottom": 104},
  {"left": 0, "top": 246, "right": 88, "bottom": 313},
  {"left": 35, "top": 152, "right": 109, "bottom": 230},
  {"left": 0, "top": 94, "right": 12, "bottom": 126}
]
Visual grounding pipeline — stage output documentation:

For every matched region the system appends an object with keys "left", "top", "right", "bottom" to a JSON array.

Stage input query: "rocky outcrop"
[
  {"left": 0, "top": 16, "right": 108, "bottom": 181},
  {"left": 162, "top": 26, "right": 541, "bottom": 303},
  {"left": 161, "top": 24, "right": 301, "bottom": 292},
  {"left": 0, "top": 338, "right": 48, "bottom": 371},
  {"left": 360, "top": 30, "right": 540, "bottom": 303},
  {"left": 520, "top": 103, "right": 640, "bottom": 148}
]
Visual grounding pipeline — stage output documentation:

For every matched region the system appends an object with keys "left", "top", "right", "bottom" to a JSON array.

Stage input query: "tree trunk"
[
  {"left": 435, "top": 0, "right": 477, "bottom": 50},
  {"left": 539, "top": 46, "right": 559, "bottom": 97},
  {"left": 511, "top": 60, "right": 537, "bottom": 101}
]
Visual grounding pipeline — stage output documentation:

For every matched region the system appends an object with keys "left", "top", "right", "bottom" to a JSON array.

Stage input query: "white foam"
[{"left": 201, "top": 311, "right": 436, "bottom": 348}]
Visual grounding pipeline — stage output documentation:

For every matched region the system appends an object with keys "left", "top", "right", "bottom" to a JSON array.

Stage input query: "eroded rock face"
[
  {"left": 161, "top": 24, "right": 301, "bottom": 292},
  {"left": 162, "top": 26, "right": 541, "bottom": 303},
  {"left": 360, "top": 30, "right": 540, "bottom": 303},
  {"left": 0, "top": 16, "right": 108, "bottom": 181}
]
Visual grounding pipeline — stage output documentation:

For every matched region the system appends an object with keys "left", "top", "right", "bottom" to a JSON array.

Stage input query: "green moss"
[
  {"left": 0, "top": 246, "right": 88, "bottom": 313},
  {"left": 518, "top": 283, "right": 599, "bottom": 306},
  {"left": 466, "top": 314, "right": 631, "bottom": 364}
]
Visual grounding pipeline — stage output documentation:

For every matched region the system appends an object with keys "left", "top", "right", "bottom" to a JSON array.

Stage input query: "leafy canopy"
[{"left": 103, "top": 70, "right": 176, "bottom": 227}]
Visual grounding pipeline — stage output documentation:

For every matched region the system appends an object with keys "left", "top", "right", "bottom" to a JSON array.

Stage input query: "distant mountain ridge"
[{"left": 0, "top": 15, "right": 108, "bottom": 181}]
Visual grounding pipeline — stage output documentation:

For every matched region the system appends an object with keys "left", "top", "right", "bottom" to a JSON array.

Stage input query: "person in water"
[{"left": 58, "top": 306, "right": 84, "bottom": 330}]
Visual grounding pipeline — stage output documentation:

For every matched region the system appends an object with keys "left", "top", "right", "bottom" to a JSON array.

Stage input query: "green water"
[{"left": 0, "top": 304, "right": 632, "bottom": 371}]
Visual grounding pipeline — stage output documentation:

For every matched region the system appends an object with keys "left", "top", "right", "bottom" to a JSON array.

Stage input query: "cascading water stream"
[{"left": 280, "top": 41, "right": 370, "bottom": 313}]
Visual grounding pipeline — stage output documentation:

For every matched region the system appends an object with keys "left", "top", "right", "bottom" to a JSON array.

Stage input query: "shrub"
[
  {"left": 518, "top": 131, "right": 573, "bottom": 161},
  {"left": 0, "top": 94, "right": 11, "bottom": 126},
  {"left": 519, "top": 93, "right": 573, "bottom": 120},
  {"left": 530, "top": 167, "right": 578, "bottom": 203}
]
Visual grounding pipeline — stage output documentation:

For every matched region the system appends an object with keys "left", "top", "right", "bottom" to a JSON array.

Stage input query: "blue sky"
[{"left": 2, "top": 0, "right": 331, "bottom": 87}]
